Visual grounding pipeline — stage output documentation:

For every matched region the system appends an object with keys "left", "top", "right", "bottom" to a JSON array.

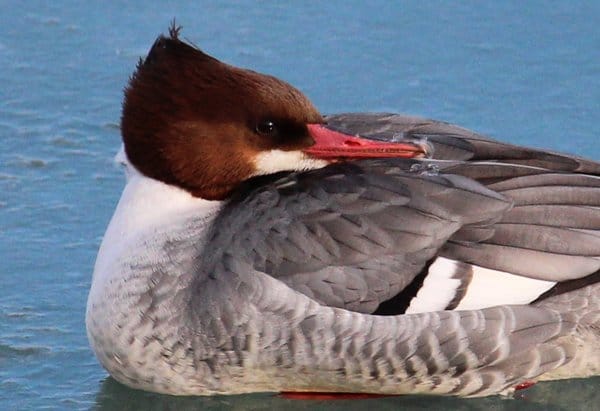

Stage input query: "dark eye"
[{"left": 255, "top": 120, "right": 277, "bottom": 136}]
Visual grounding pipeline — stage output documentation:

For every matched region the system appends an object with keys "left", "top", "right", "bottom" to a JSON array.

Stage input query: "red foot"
[
  {"left": 514, "top": 381, "right": 536, "bottom": 391},
  {"left": 279, "top": 392, "right": 394, "bottom": 400}
]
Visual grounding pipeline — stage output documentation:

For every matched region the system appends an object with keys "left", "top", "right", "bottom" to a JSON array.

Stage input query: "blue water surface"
[{"left": 1, "top": 1, "right": 599, "bottom": 410}]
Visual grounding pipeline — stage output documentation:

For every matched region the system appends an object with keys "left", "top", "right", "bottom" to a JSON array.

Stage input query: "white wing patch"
[
  {"left": 405, "top": 257, "right": 557, "bottom": 314},
  {"left": 454, "top": 265, "right": 556, "bottom": 310},
  {"left": 405, "top": 257, "right": 462, "bottom": 313}
]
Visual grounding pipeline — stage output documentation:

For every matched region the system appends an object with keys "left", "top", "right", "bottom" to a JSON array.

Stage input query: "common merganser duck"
[{"left": 86, "top": 27, "right": 599, "bottom": 397}]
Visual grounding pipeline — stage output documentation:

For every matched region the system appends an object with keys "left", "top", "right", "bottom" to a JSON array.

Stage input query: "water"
[{"left": 1, "top": 1, "right": 598, "bottom": 409}]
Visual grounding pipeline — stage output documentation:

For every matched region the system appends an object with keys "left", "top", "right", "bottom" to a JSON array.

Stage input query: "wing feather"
[{"left": 202, "top": 160, "right": 511, "bottom": 313}]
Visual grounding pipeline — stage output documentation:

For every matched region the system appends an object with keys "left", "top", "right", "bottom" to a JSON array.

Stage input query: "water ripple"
[{"left": 0, "top": 344, "right": 50, "bottom": 359}]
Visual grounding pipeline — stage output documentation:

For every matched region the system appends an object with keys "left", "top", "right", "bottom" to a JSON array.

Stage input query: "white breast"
[{"left": 86, "top": 147, "right": 222, "bottom": 392}]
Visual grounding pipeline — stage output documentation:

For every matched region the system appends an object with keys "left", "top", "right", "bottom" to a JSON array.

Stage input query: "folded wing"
[{"left": 201, "top": 159, "right": 511, "bottom": 314}]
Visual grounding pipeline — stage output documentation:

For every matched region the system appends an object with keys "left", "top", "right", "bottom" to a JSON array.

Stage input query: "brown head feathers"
[{"left": 121, "top": 26, "right": 323, "bottom": 200}]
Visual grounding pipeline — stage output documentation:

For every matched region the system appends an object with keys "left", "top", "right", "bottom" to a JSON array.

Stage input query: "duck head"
[{"left": 121, "top": 26, "right": 427, "bottom": 200}]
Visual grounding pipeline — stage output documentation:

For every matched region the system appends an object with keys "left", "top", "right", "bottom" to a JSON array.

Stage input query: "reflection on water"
[{"left": 93, "top": 377, "right": 600, "bottom": 411}]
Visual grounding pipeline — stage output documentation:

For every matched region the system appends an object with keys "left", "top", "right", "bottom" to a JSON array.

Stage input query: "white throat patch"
[{"left": 253, "top": 149, "right": 329, "bottom": 176}]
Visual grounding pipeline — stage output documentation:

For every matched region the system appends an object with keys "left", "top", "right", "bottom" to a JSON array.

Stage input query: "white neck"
[{"left": 91, "top": 147, "right": 222, "bottom": 286}]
